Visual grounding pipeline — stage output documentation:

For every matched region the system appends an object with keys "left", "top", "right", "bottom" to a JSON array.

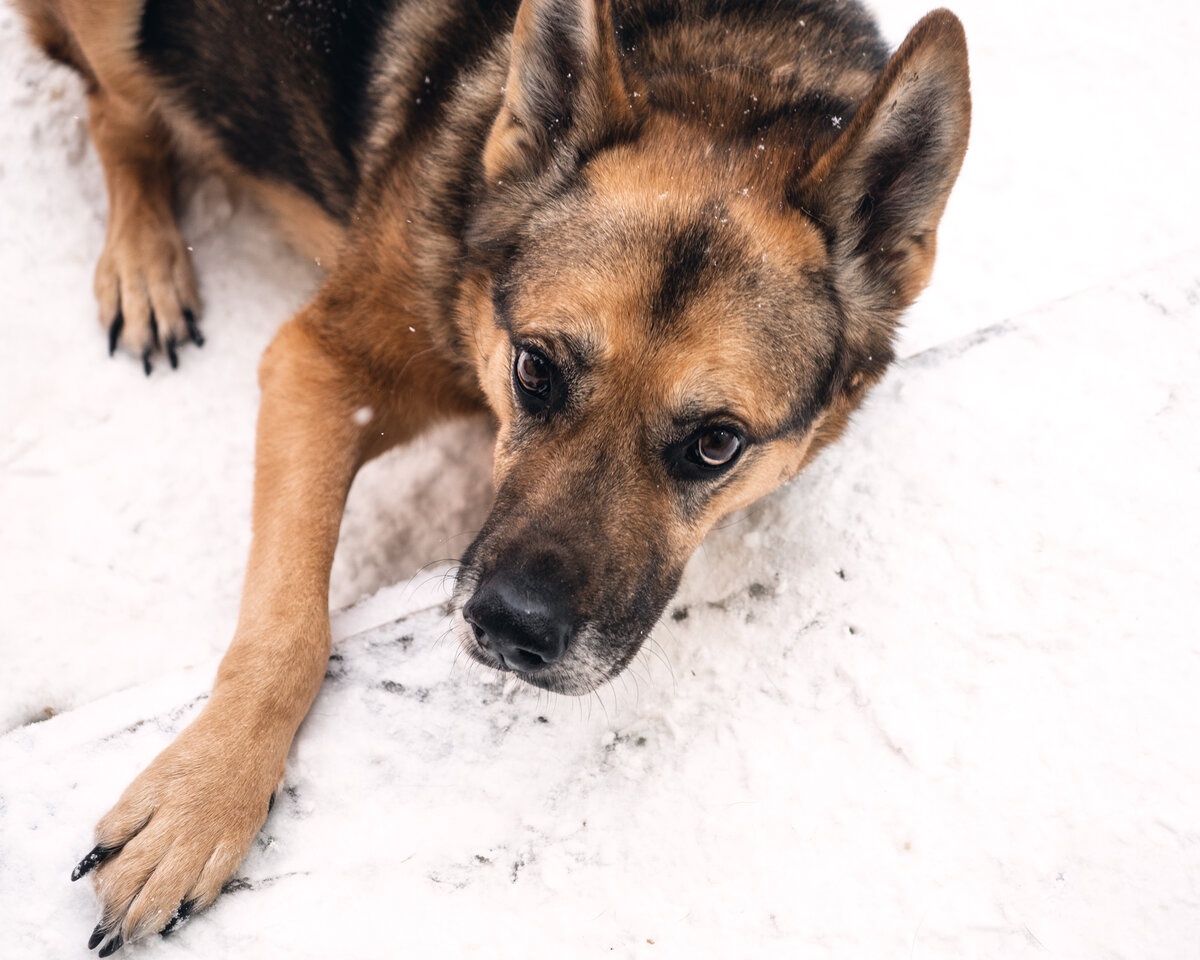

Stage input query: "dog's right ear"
[
  {"left": 789, "top": 9, "right": 971, "bottom": 375},
  {"left": 483, "top": 0, "right": 643, "bottom": 184}
]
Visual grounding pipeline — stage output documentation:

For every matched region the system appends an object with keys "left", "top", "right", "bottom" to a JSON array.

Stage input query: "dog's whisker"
[
  {"left": 409, "top": 557, "right": 462, "bottom": 578},
  {"left": 644, "top": 633, "right": 678, "bottom": 691}
]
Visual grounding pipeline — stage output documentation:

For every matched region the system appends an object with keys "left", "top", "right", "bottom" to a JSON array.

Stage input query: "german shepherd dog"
[{"left": 19, "top": 0, "right": 969, "bottom": 952}]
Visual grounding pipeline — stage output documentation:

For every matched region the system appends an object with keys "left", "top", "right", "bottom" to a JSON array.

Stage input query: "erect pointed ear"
[
  {"left": 482, "top": 0, "right": 643, "bottom": 183},
  {"left": 791, "top": 10, "right": 971, "bottom": 320}
]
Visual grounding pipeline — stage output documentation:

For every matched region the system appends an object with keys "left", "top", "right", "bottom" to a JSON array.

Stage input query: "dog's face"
[{"left": 454, "top": 0, "right": 970, "bottom": 693}]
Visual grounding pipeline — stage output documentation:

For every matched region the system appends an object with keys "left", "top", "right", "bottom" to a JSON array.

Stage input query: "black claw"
[
  {"left": 149, "top": 313, "right": 161, "bottom": 350},
  {"left": 142, "top": 347, "right": 153, "bottom": 377},
  {"left": 166, "top": 336, "right": 179, "bottom": 370},
  {"left": 183, "top": 309, "right": 204, "bottom": 347},
  {"left": 72, "top": 845, "right": 117, "bottom": 882},
  {"left": 98, "top": 934, "right": 123, "bottom": 957},
  {"left": 107, "top": 313, "right": 124, "bottom": 357},
  {"left": 87, "top": 923, "right": 107, "bottom": 950},
  {"left": 160, "top": 898, "right": 195, "bottom": 937}
]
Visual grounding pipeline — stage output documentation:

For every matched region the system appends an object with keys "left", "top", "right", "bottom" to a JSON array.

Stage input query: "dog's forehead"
[
  {"left": 503, "top": 145, "right": 837, "bottom": 430},
  {"left": 518, "top": 135, "right": 829, "bottom": 325}
]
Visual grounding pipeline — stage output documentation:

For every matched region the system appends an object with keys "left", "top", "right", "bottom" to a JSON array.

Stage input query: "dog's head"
[{"left": 453, "top": 0, "right": 971, "bottom": 693}]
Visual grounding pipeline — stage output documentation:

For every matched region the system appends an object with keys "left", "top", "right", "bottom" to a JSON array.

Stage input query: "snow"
[{"left": 2, "top": 1, "right": 1199, "bottom": 957}]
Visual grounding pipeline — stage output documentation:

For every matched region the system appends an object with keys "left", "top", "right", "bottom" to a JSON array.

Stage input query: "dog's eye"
[
  {"left": 669, "top": 425, "right": 745, "bottom": 480},
  {"left": 694, "top": 428, "right": 742, "bottom": 467},
  {"left": 514, "top": 347, "right": 554, "bottom": 409},
  {"left": 515, "top": 347, "right": 550, "bottom": 394}
]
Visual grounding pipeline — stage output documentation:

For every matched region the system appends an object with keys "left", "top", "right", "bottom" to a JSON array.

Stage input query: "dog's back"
[{"left": 59, "top": 1, "right": 891, "bottom": 226}]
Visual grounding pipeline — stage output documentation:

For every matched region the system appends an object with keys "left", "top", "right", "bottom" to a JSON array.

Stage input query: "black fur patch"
[
  {"left": 649, "top": 218, "right": 715, "bottom": 330},
  {"left": 140, "top": 0, "right": 394, "bottom": 217}
]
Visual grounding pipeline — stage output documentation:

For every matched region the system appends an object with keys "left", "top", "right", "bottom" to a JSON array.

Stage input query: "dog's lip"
[
  {"left": 454, "top": 595, "right": 636, "bottom": 694},
  {"left": 465, "top": 634, "right": 580, "bottom": 691},
  {"left": 464, "top": 640, "right": 619, "bottom": 696}
]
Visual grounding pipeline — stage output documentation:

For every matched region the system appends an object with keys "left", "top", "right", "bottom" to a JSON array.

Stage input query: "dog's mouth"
[{"left": 457, "top": 616, "right": 628, "bottom": 695}]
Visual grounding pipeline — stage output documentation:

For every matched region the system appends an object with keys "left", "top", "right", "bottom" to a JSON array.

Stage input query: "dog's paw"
[
  {"left": 72, "top": 721, "right": 280, "bottom": 954},
  {"left": 94, "top": 216, "right": 203, "bottom": 375}
]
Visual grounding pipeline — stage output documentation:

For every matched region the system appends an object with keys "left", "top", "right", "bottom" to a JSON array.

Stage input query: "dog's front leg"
[{"left": 72, "top": 308, "right": 472, "bottom": 954}]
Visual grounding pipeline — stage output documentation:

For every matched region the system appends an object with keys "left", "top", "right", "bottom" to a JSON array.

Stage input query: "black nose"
[{"left": 463, "top": 569, "right": 571, "bottom": 672}]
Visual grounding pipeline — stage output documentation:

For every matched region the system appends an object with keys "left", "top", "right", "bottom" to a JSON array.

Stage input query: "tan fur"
[{"left": 247, "top": 180, "right": 345, "bottom": 268}]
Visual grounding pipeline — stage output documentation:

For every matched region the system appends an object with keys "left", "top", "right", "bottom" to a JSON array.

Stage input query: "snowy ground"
[{"left": 2, "top": 1, "right": 1198, "bottom": 957}]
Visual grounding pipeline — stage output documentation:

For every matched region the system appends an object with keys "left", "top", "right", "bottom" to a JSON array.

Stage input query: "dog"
[{"left": 18, "top": 0, "right": 970, "bottom": 952}]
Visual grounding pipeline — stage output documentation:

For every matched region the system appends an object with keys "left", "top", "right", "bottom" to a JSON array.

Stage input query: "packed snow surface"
[{"left": 2, "top": 1, "right": 1198, "bottom": 957}]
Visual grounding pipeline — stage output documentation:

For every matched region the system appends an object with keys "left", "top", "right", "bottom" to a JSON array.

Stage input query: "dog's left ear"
[
  {"left": 791, "top": 10, "right": 971, "bottom": 342},
  {"left": 483, "top": 0, "right": 642, "bottom": 183}
]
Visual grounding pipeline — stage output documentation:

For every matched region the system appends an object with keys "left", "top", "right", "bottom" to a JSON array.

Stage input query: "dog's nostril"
[
  {"left": 505, "top": 646, "right": 552, "bottom": 671},
  {"left": 470, "top": 621, "right": 490, "bottom": 648}
]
